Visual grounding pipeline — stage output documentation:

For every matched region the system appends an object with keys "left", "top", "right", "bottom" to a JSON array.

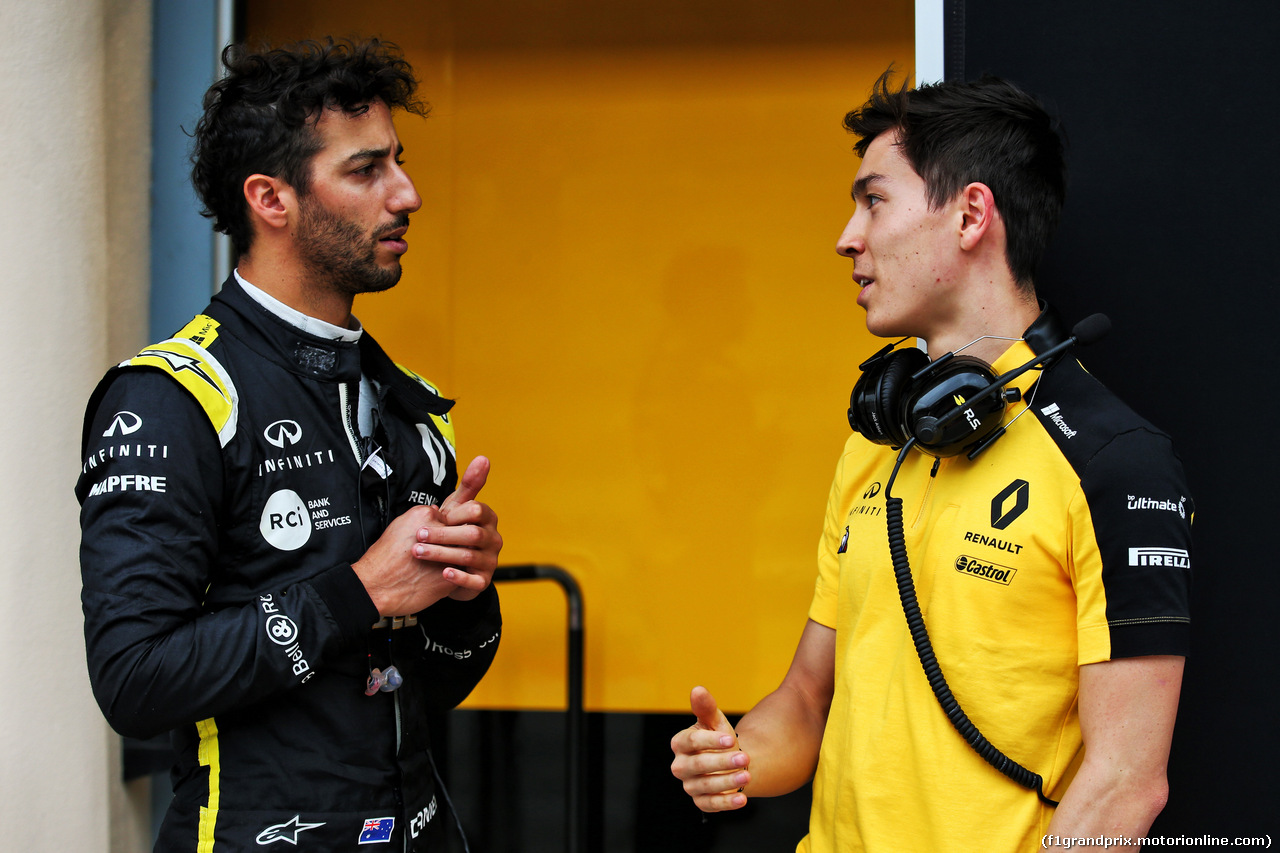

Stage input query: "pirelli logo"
[
  {"left": 1128, "top": 547, "right": 1190, "bottom": 569},
  {"left": 954, "top": 554, "right": 1017, "bottom": 585}
]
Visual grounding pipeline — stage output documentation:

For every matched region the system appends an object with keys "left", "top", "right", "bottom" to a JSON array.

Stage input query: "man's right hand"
[{"left": 670, "top": 686, "right": 751, "bottom": 812}]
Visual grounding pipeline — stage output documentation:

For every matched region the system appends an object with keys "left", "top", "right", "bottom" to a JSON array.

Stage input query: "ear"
[
  {"left": 242, "top": 173, "right": 295, "bottom": 233},
  {"left": 957, "top": 181, "right": 999, "bottom": 251}
]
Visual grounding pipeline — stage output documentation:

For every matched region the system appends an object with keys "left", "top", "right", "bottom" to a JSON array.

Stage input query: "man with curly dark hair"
[{"left": 78, "top": 38, "right": 502, "bottom": 851}]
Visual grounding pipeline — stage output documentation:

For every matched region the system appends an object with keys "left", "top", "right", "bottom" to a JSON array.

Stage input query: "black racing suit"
[{"left": 77, "top": 278, "right": 501, "bottom": 851}]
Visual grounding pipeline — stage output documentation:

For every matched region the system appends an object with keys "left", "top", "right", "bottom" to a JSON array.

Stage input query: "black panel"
[
  {"left": 959, "top": 0, "right": 1280, "bottom": 831},
  {"left": 434, "top": 710, "right": 811, "bottom": 852}
]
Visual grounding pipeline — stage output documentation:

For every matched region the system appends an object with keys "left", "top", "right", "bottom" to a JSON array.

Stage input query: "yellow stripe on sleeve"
[{"left": 126, "top": 318, "right": 239, "bottom": 447}]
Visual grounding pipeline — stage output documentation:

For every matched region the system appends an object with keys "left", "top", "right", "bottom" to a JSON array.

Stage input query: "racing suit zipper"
[
  {"left": 339, "top": 382, "right": 363, "bottom": 465},
  {"left": 348, "top": 382, "right": 407, "bottom": 847},
  {"left": 911, "top": 456, "right": 945, "bottom": 528}
]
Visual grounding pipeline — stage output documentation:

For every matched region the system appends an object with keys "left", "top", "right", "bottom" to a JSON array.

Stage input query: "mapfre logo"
[
  {"left": 260, "top": 489, "right": 312, "bottom": 551},
  {"left": 264, "top": 419, "right": 303, "bottom": 448},
  {"left": 103, "top": 411, "right": 143, "bottom": 437}
]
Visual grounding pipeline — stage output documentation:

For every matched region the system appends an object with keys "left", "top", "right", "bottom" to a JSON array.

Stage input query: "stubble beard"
[{"left": 296, "top": 197, "right": 407, "bottom": 297}]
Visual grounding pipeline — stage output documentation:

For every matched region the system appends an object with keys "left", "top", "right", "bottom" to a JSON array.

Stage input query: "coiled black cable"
[{"left": 884, "top": 440, "right": 1059, "bottom": 807}]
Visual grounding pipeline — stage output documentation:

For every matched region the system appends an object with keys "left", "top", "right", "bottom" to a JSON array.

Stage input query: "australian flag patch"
[{"left": 358, "top": 816, "right": 395, "bottom": 844}]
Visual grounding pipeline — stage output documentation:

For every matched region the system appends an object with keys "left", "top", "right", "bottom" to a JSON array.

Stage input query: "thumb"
[
  {"left": 441, "top": 456, "right": 490, "bottom": 514},
  {"left": 690, "top": 686, "right": 733, "bottom": 734}
]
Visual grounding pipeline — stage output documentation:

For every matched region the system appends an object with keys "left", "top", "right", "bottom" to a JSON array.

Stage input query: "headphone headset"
[
  {"left": 848, "top": 346, "right": 1012, "bottom": 457},
  {"left": 847, "top": 302, "right": 1088, "bottom": 458}
]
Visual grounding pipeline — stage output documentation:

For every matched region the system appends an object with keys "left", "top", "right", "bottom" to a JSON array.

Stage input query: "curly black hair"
[
  {"left": 844, "top": 70, "right": 1067, "bottom": 291},
  {"left": 190, "top": 37, "right": 428, "bottom": 260}
]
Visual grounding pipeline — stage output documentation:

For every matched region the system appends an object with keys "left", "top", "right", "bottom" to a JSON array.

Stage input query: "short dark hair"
[
  {"left": 191, "top": 37, "right": 428, "bottom": 259},
  {"left": 843, "top": 70, "right": 1066, "bottom": 290}
]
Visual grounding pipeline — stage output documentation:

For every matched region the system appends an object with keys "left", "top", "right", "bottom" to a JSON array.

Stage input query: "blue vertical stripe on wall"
[{"left": 149, "top": 0, "right": 220, "bottom": 342}]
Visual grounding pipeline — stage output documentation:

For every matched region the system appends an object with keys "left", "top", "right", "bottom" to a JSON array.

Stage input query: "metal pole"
[{"left": 492, "top": 565, "right": 586, "bottom": 853}]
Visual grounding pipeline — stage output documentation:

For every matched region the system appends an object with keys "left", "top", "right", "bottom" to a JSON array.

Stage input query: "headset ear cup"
[
  {"left": 849, "top": 346, "right": 928, "bottom": 446},
  {"left": 879, "top": 349, "right": 927, "bottom": 445},
  {"left": 905, "top": 356, "right": 1006, "bottom": 456}
]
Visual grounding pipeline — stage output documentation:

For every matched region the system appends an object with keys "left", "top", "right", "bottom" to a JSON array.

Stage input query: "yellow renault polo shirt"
[{"left": 802, "top": 340, "right": 1192, "bottom": 853}]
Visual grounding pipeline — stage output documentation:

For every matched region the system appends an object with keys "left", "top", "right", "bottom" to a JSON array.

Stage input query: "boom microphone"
[
  {"left": 914, "top": 313, "right": 1111, "bottom": 451},
  {"left": 1071, "top": 313, "right": 1111, "bottom": 347}
]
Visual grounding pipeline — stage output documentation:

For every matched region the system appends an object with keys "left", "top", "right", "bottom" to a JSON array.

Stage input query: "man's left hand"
[{"left": 413, "top": 456, "right": 502, "bottom": 601}]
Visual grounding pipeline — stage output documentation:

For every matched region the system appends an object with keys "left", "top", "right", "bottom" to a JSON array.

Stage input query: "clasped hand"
[{"left": 353, "top": 456, "right": 503, "bottom": 615}]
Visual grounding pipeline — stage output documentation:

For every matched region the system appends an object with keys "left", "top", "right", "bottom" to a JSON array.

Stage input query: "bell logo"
[{"left": 991, "top": 479, "right": 1030, "bottom": 530}]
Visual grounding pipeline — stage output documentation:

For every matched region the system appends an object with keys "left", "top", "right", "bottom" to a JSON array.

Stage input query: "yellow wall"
[{"left": 247, "top": 0, "right": 912, "bottom": 713}]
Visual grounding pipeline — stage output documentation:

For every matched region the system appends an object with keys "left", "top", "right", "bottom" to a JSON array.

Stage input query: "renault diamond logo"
[
  {"left": 103, "top": 411, "right": 142, "bottom": 437},
  {"left": 264, "top": 420, "right": 303, "bottom": 448},
  {"left": 991, "top": 479, "right": 1029, "bottom": 530}
]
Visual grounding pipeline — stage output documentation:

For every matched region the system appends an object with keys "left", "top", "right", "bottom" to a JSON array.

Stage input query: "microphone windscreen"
[{"left": 1071, "top": 313, "right": 1111, "bottom": 346}]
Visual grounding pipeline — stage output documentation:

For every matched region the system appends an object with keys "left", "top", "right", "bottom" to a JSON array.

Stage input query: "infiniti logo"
[
  {"left": 264, "top": 420, "right": 303, "bottom": 448},
  {"left": 103, "top": 411, "right": 142, "bottom": 437}
]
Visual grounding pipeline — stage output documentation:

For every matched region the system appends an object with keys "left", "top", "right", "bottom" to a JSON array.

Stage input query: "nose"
[
  {"left": 390, "top": 164, "right": 422, "bottom": 216},
  {"left": 836, "top": 214, "right": 864, "bottom": 257}
]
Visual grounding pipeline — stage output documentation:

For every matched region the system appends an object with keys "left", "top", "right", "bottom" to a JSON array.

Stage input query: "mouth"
[
  {"left": 375, "top": 222, "right": 410, "bottom": 255},
  {"left": 853, "top": 274, "right": 874, "bottom": 307}
]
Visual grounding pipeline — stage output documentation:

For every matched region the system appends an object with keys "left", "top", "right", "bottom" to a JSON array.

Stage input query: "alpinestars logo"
[
  {"left": 264, "top": 420, "right": 303, "bottom": 448},
  {"left": 103, "top": 411, "right": 143, "bottom": 437},
  {"left": 256, "top": 815, "right": 325, "bottom": 845},
  {"left": 1039, "top": 402, "right": 1078, "bottom": 439},
  {"left": 990, "top": 479, "right": 1030, "bottom": 530},
  {"left": 137, "top": 348, "right": 226, "bottom": 397}
]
